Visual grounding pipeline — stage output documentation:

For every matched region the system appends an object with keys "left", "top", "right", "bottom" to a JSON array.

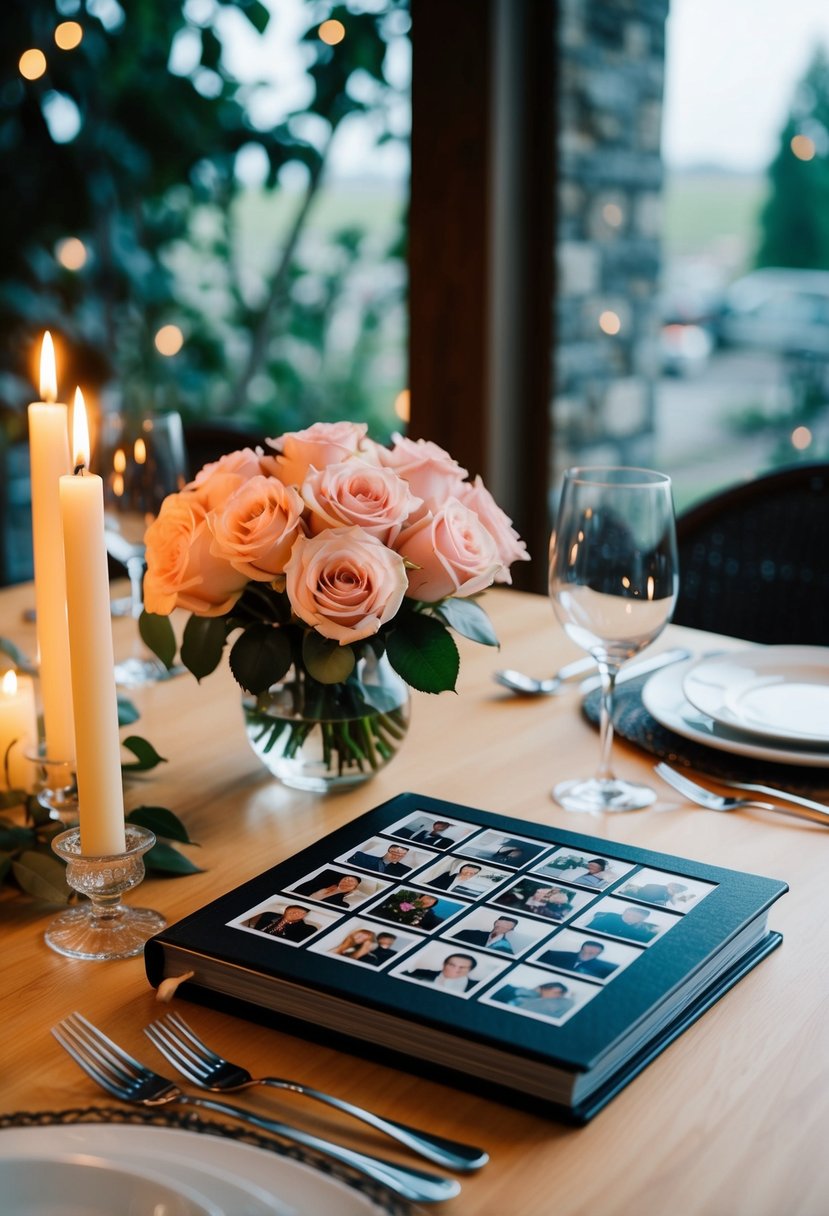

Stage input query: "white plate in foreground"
[
  {"left": 642, "top": 659, "right": 829, "bottom": 767},
  {"left": 681, "top": 646, "right": 829, "bottom": 746},
  {"left": 0, "top": 1124, "right": 390, "bottom": 1216},
  {"left": 0, "top": 1154, "right": 221, "bottom": 1216}
]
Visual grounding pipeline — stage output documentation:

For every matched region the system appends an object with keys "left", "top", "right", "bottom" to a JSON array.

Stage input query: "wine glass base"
[
  {"left": 44, "top": 905, "right": 167, "bottom": 960},
  {"left": 115, "top": 657, "right": 184, "bottom": 687},
  {"left": 553, "top": 776, "right": 657, "bottom": 813}
]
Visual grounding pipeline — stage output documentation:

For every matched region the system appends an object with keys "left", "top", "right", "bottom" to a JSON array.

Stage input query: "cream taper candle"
[
  {"left": 27, "top": 332, "right": 76, "bottom": 764},
  {"left": 0, "top": 670, "right": 37, "bottom": 791},
  {"left": 60, "top": 388, "right": 126, "bottom": 856}
]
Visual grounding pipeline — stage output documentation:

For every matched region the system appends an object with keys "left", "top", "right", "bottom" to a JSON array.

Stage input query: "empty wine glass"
[
  {"left": 549, "top": 467, "right": 678, "bottom": 812},
  {"left": 98, "top": 410, "right": 187, "bottom": 685}
]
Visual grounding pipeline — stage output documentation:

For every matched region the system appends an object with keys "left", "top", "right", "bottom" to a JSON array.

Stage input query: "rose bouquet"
[{"left": 140, "top": 421, "right": 528, "bottom": 788}]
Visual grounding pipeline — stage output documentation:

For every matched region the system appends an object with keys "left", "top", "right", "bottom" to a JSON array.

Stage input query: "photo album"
[{"left": 144, "top": 793, "right": 787, "bottom": 1121}]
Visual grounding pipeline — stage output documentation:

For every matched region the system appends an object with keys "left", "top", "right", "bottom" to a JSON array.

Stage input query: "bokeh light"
[
  {"left": 319, "top": 19, "right": 346, "bottom": 45},
  {"left": 394, "top": 388, "right": 410, "bottom": 423},
  {"left": 154, "top": 324, "right": 184, "bottom": 356},
  {"left": 55, "top": 21, "right": 83, "bottom": 50},
  {"left": 598, "top": 310, "right": 621, "bottom": 335},
  {"left": 790, "top": 134, "right": 815, "bottom": 161},
  {"left": 791, "top": 426, "right": 812, "bottom": 450},
  {"left": 56, "top": 237, "right": 87, "bottom": 270},
  {"left": 19, "top": 49, "right": 47, "bottom": 80}
]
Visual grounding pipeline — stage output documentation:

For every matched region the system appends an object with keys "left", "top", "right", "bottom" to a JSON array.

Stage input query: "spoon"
[
  {"left": 495, "top": 647, "right": 692, "bottom": 696},
  {"left": 493, "top": 654, "right": 596, "bottom": 695}
]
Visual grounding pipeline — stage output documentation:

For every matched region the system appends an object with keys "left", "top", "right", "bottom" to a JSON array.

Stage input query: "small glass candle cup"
[{"left": 45, "top": 825, "right": 166, "bottom": 960}]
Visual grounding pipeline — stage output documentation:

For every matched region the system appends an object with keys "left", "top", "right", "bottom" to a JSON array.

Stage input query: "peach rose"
[
  {"left": 186, "top": 447, "right": 264, "bottom": 511},
  {"left": 302, "top": 460, "right": 421, "bottom": 545},
  {"left": 285, "top": 526, "right": 408, "bottom": 645},
  {"left": 457, "top": 476, "right": 529, "bottom": 583},
  {"left": 208, "top": 475, "right": 306, "bottom": 581},
  {"left": 144, "top": 492, "right": 247, "bottom": 617},
  {"left": 375, "top": 434, "right": 467, "bottom": 509},
  {"left": 265, "top": 421, "right": 368, "bottom": 487},
  {"left": 395, "top": 498, "right": 502, "bottom": 602}
]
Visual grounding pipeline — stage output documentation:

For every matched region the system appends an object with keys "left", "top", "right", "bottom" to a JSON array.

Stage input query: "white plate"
[
  {"left": 0, "top": 1154, "right": 221, "bottom": 1216},
  {"left": 682, "top": 647, "right": 829, "bottom": 745},
  {"left": 642, "top": 659, "right": 829, "bottom": 767},
  {"left": 0, "top": 1124, "right": 391, "bottom": 1216}
]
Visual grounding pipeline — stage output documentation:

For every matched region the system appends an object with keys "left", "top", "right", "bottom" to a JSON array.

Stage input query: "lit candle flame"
[
  {"left": 72, "top": 386, "right": 90, "bottom": 470},
  {"left": 40, "top": 332, "right": 57, "bottom": 402},
  {"left": 2, "top": 670, "right": 17, "bottom": 697},
  {"left": 133, "top": 437, "right": 147, "bottom": 464}
]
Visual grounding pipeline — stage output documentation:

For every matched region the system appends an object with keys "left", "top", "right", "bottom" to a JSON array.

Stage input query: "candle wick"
[{"left": 74, "top": 463, "right": 86, "bottom": 476}]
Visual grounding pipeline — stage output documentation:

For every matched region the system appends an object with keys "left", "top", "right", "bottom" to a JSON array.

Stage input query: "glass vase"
[{"left": 242, "top": 651, "right": 411, "bottom": 793}]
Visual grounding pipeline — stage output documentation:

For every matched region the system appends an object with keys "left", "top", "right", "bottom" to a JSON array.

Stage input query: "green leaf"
[
  {"left": 139, "top": 611, "right": 177, "bottom": 670},
  {"left": 434, "top": 598, "right": 500, "bottom": 647},
  {"left": 180, "top": 615, "right": 227, "bottom": 681},
  {"left": 121, "top": 735, "right": 168, "bottom": 772},
  {"left": 235, "top": 0, "right": 270, "bottom": 35},
  {"left": 117, "top": 696, "right": 140, "bottom": 727},
  {"left": 144, "top": 842, "right": 203, "bottom": 875},
  {"left": 12, "top": 850, "right": 71, "bottom": 903},
  {"left": 0, "top": 789, "right": 27, "bottom": 811},
  {"left": 229, "top": 624, "right": 292, "bottom": 694},
  {"left": 127, "top": 805, "right": 197, "bottom": 845},
  {"left": 0, "top": 638, "right": 36, "bottom": 674},
  {"left": 0, "top": 824, "right": 36, "bottom": 850},
  {"left": 387, "top": 615, "right": 460, "bottom": 694},
  {"left": 302, "top": 632, "right": 356, "bottom": 685}
]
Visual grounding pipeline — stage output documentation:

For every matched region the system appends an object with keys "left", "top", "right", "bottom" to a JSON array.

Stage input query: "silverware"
[
  {"left": 655, "top": 763, "right": 829, "bottom": 826},
  {"left": 493, "top": 654, "right": 596, "bottom": 695},
  {"left": 53, "top": 1012, "right": 460, "bottom": 1205},
  {"left": 578, "top": 647, "right": 692, "bottom": 694},
  {"left": 146, "top": 1011, "right": 487, "bottom": 1173}
]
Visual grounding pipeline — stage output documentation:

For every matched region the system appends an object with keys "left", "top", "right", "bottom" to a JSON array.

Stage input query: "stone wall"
[{"left": 554, "top": 0, "right": 670, "bottom": 484}]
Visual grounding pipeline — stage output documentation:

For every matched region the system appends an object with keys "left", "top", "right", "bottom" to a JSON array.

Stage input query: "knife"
[
  {"left": 721, "top": 780, "right": 829, "bottom": 816},
  {"left": 580, "top": 646, "right": 692, "bottom": 693}
]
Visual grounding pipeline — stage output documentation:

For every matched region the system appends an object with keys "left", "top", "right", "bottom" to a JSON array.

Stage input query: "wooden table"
[{"left": 0, "top": 583, "right": 826, "bottom": 1215}]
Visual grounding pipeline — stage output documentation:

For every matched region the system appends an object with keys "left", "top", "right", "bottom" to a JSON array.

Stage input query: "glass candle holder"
[
  {"left": 25, "top": 748, "right": 79, "bottom": 825},
  {"left": 45, "top": 825, "right": 166, "bottom": 961}
]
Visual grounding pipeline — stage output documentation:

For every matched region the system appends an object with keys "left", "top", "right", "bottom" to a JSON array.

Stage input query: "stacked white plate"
[
  {"left": 0, "top": 1124, "right": 390, "bottom": 1216},
  {"left": 642, "top": 646, "right": 829, "bottom": 767}
]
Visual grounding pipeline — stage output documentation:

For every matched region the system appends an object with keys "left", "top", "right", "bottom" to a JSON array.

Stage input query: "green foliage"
[
  {"left": 434, "top": 597, "right": 500, "bottom": 647},
  {"left": 229, "top": 623, "right": 293, "bottom": 694},
  {"left": 180, "top": 615, "right": 227, "bottom": 680},
  {"left": 302, "top": 630, "right": 356, "bottom": 684},
  {"left": 386, "top": 611, "right": 460, "bottom": 694},
  {"left": 139, "top": 612, "right": 177, "bottom": 670},
  {"left": 0, "top": 1, "right": 408, "bottom": 438},
  {"left": 756, "top": 48, "right": 829, "bottom": 270},
  {"left": 121, "top": 735, "right": 168, "bottom": 772}
]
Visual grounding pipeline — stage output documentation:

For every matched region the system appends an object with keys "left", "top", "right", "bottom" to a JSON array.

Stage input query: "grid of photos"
[{"left": 226, "top": 806, "right": 718, "bottom": 1029}]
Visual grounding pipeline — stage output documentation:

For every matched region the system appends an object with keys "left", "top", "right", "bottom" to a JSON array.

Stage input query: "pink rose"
[
  {"left": 302, "top": 460, "right": 421, "bottom": 545},
  {"left": 208, "top": 475, "right": 306, "bottom": 581},
  {"left": 144, "top": 493, "right": 247, "bottom": 617},
  {"left": 285, "top": 526, "right": 407, "bottom": 645},
  {"left": 457, "top": 476, "right": 529, "bottom": 583},
  {"left": 186, "top": 447, "right": 264, "bottom": 511},
  {"left": 376, "top": 434, "right": 467, "bottom": 509},
  {"left": 266, "top": 421, "right": 368, "bottom": 487},
  {"left": 399, "top": 902, "right": 414, "bottom": 911},
  {"left": 395, "top": 498, "right": 502, "bottom": 602}
]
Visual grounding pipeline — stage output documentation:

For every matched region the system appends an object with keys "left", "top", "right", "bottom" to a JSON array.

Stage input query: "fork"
[
  {"left": 146, "top": 1011, "right": 487, "bottom": 1173},
  {"left": 655, "top": 763, "right": 829, "bottom": 826},
  {"left": 53, "top": 1012, "right": 460, "bottom": 1205}
]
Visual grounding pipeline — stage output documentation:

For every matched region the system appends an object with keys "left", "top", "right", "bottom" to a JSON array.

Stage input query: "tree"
[
  {"left": 0, "top": 0, "right": 407, "bottom": 439},
  {"left": 756, "top": 46, "right": 829, "bottom": 270}
]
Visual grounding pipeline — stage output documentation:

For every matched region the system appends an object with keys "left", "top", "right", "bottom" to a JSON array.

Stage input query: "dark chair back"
[
  {"left": 183, "top": 420, "right": 266, "bottom": 481},
  {"left": 674, "top": 463, "right": 829, "bottom": 645}
]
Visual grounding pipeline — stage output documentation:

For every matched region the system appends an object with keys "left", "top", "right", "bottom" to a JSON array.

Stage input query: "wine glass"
[
  {"left": 548, "top": 466, "right": 678, "bottom": 812},
  {"left": 98, "top": 410, "right": 187, "bottom": 685}
]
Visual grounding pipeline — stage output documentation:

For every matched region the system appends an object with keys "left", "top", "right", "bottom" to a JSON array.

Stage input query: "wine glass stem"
[
  {"left": 125, "top": 555, "right": 145, "bottom": 619},
  {"left": 595, "top": 664, "right": 619, "bottom": 783}
]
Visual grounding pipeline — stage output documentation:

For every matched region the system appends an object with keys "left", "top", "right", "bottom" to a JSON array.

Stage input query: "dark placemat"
[
  {"left": 0, "top": 1105, "right": 411, "bottom": 1215},
  {"left": 582, "top": 676, "right": 829, "bottom": 797}
]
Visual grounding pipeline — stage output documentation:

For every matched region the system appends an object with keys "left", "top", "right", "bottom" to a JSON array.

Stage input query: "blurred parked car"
[{"left": 718, "top": 268, "right": 829, "bottom": 357}]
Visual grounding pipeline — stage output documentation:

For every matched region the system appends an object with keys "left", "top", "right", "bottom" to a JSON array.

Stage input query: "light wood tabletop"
[{"left": 0, "top": 582, "right": 826, "bottom": 1215}]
